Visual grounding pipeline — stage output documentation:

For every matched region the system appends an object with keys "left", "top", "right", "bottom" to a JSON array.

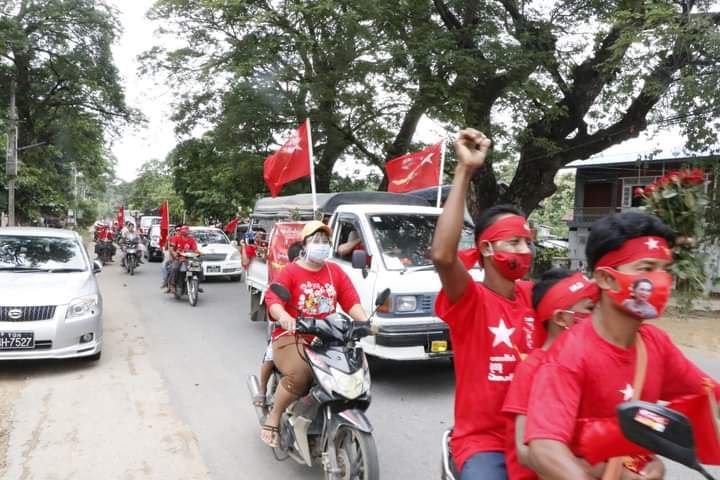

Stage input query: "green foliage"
[
  {"left": 531, "top": 246, "right": 566, "bottom": 279},
  {"left": 127, "top": 159, "right": 184, "bottom": 223},
  {"left": 529, "top": 173, "right": 575, "bottom": 238},
  {"left": 0, "top": 0, "right": 133, "bottom": 223}
]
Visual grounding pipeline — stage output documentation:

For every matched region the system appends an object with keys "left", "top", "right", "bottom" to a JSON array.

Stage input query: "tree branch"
[{"left": 432, "top": 0, "right": 462, "bottom": 31}]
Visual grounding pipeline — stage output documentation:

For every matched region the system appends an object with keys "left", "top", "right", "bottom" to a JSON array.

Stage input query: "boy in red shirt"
[
  {"left": 526, "top": 212, "right": 720, "bottom": 479},
  {"left": 432, "top": 129, "right": 538, "bottom": 479},
  {"left": 501, "top": 269, "right": 598, "bottom": 480}
]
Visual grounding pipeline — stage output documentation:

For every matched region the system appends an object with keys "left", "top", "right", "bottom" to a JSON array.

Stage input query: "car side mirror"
[
  {"left": 92, "top": 261, "right": 103, "bottom": 274},
  {"left": 617, "top": 401, "right": 713, "bottom": 478},
  {"left": 351, "top": 250, "right": 369, "bottom": 278}
]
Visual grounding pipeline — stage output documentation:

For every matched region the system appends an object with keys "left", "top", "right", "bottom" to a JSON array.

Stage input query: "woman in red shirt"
[{"left": 260, "top": 221, "right": 367, "bottom": 447}]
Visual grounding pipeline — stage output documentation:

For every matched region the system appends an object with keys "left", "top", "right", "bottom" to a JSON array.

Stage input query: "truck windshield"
[{"left": 367, "top": 214, "right": 475, "bottom": 270}]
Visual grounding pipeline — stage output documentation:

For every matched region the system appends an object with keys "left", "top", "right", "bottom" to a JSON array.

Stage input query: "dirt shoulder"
[{"left": 657, "top": 308, "right": 720, "bottom": 355}]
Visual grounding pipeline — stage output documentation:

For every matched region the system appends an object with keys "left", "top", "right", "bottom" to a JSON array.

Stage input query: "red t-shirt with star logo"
[
  {"left": 435, "top": 280, "right": 536, "bottom": 472},
  {"left": 525, "top": 319, "right": 720, "bottom": 448}
]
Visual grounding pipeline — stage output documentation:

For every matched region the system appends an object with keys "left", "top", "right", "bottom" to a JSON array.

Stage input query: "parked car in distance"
[
  {"left": 139, "top": 215, "right": 161, "bottom": 237},
  {"left": 0, "top": 227, "right": 103, "bottom": 361},
  {"left": 188, "top": 226, "right": 243, "bottom": 281},
  {"left": 145, "top": 224, "right": 175, "bottom": 262}
]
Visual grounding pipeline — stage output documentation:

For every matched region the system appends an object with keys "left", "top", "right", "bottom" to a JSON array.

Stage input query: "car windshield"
[
  {"left": 367, "top": 214, "right": 475, "bottom": 270},
  {"left": 0, "top": 235, "right": 87, "bottom": 271},
  {"left": 190, "top": 229, "right": 229, "bottom": 245}
]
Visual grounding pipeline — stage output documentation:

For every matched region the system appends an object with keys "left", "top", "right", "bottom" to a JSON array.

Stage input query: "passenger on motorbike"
[
  {"left": 432, "top": 129, "right": 537, "bottom": 480},
  {"left": 525, "top": 212, "right": 720, "bottom": 480},
  {"left": 167, "top": 226, "right": 201, "bottom": 294},
  {"left": 120, "top": 222, "right": 141, "bottom": 268},
  {"left": 260, "top": 221, "right": 367, "bottom": 448},
  {"left": 501, "top": 269, "right": 599, "bottom": 480}
]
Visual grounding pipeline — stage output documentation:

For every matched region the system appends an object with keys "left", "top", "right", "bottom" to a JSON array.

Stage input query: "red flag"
[
  {"left": 117, "top": 206, "right": 125, "bottom": 227},
  {"left": 263, "top": 121, "right": 311, "bottom": 197},
  {"left": 668, "top": 389, "right": 720, "bottom": 464},
  {"left": 386, "top": 142, "right": 442, "bottom": 193},
  {"left": 159, "top": 200, "right": 169, "bottom": 248},
  {"left": 224, "top": 217, "right": 239, "bottom": 234}
]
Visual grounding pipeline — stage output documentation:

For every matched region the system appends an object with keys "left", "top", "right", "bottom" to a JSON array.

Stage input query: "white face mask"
[{"left": 306, "top": 243, "right": 331, "bottom": 264}]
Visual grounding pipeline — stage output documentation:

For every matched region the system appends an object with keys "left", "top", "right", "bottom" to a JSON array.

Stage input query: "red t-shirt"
[
  {"left": 525, "top": 319, "right": 720, "bottom": 450},
  {"left": 170, "top": 235, "right": 198, "bottom": 254},
  {"left": 435, "top": 280, "right": 536, "bottom": 472},
  {"left": 501, "top": 349, "right": 548, "bottom": 480},
  {"left": 264, "top": 262, "right": 361, "bottom": 341}
]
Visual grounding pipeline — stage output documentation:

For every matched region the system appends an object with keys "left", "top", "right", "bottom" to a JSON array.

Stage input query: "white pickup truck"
[{"left": 245, "top": 192, "right": 481, "bottom": 361}]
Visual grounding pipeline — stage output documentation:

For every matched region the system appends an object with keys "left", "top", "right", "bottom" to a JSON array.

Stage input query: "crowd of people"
[{"left": 256, "top": 128, "right": 719, "bottom": 480}]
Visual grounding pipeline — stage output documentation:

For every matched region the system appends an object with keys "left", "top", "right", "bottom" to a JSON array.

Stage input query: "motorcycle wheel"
[
  {"left": 326, "top": 427, "right": 379, "bottom": 480},
  {"left": 174, "top": 274, "right": 183, "bottom": 300},
  {"left": 128, "top": 256, "right": 135, "bottom": 276},
  {"left": 188, "top": 276, "right": 199, "bottom": 306}
]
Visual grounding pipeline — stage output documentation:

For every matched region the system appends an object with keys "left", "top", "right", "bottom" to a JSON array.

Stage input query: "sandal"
[
  {"left": 261, "top": 424, "right": 280, "bottom": 448},
  {"left": 253, "top": 393, "right": 267, "bottom": 408}
]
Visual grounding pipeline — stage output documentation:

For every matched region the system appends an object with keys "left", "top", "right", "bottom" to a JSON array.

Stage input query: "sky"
[{"left": 108, "top": 1, "right": 688, "bottom": 182}]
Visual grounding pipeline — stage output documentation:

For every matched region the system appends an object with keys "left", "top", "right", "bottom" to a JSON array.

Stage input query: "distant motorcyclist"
[
  {"left": 166, "top": 226, "right": 201, "bottom": 294},
  {"left": 120, "top": 222, "right": 142, "bottom": 268}
]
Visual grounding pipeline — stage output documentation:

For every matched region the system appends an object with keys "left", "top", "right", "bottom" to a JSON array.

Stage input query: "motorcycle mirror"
[
  {"left": 269, "top": 283, "right": 291, "bottom": 302},
  {"left": 375, "top": 288, "right": 391, "bottom": 307},
  {"left": 617, "top": 401, "right": 715, "bottom": 479}
]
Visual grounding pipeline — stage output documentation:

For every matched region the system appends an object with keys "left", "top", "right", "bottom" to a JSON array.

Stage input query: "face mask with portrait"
[{"left": 599, "top": 268, "right": 672, "bottom": 320}]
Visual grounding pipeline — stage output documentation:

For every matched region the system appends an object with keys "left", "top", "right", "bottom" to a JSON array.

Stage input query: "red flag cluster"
[
  {"left": 385, "top": 142, "right": 442, "bottom": 193},
  {"left": 263, "top": 122, "right": 311, "bottom": 197}
]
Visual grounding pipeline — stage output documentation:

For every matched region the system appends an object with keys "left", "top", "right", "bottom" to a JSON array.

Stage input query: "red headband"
[
  {"left": 595, "top": 236, "right": 672, "bottom": 269},
  {"left": 478, "top": 215, "right": 532, "bottom": 243},
  {"left": 536, "top": 272, "right": 599, "bottom": 323}
]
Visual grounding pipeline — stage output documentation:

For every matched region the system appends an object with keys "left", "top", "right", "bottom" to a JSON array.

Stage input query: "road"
[{"left": 0, "top": 259, "right": 719, "bottom": 479}]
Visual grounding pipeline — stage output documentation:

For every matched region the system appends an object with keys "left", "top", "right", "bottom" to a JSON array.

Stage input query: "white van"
[{"left": 245, "top": 192, "right": 481, "bottom": 361}]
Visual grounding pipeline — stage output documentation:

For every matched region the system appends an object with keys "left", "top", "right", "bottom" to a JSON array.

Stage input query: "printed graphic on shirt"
[
  {"left": 488, "top": 318, "right": 517, "bottom": 382},
  {"left": 620, "top": 384, "right": 634, "bottom": 401},
  {"left": 523, "top": 316, "right": 536, "bottom": 350},
  {"left": 297, "top": 281, "right": 338, "bottom": 315}
]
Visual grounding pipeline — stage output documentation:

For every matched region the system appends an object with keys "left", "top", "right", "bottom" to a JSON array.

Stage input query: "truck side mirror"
[{"left": 351, "top": 250, "right": 368, "bottom": 278}]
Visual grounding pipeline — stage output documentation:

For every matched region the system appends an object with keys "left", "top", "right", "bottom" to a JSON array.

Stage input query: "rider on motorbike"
[
  {"left": 260, "top": 221, "right": 368, "bottom": 448},
  {"left": 525, "top": 212, "right": 720, "bottom": 480},
  {"left": 120, "top": 222, "right": 141, "bottom": 268},
  {"left": 167, "top": 226, "right": 201, "bottom": 294}
]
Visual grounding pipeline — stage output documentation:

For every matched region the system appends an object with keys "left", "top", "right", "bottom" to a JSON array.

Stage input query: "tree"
[
  {"left": 127, "top": 159, "right": 183, "bottom": 221},
  {"left": 529, "top": 173, "right": 575, "bottom": 238},
  {"left": 0, "top": 0, "right": 133, "bottom": 222}
]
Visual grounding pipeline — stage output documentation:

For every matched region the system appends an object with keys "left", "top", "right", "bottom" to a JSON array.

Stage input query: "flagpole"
[
  {"left": 306, "top": 118, "right": 318, "bottom": 217},
  {"left": 436, "top": 141, "right": 446, "bottom": 208}
]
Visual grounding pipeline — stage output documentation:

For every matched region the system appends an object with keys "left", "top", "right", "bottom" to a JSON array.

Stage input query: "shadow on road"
[
  {"left": 0, "top": 357, "right": 99, "bottom": 378},
  {"left": 369, "top": 357, "right": 454, "bottom": 390}
]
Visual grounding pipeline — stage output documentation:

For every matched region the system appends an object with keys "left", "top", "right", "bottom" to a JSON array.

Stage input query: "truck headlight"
[
  {"left": 395, "top": 295, "right": 418, "bottom": 312},
  {"left": 66, "top": 295, "right": 99, "bottom": 319}
]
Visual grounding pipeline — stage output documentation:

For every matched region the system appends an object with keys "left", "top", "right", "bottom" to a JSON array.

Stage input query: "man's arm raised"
[{"left": 431, "top": 129, "right": 492, "bottom": 303}]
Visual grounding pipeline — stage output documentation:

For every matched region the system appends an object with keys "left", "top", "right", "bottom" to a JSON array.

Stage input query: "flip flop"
[{"left": 261, "top": 424, "right": 279, "bottom": 448}]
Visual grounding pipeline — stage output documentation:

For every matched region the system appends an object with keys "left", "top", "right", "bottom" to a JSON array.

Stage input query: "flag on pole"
[
  {"left": 224, "top": 217, "right": 239, "bottom": 234},
  {"left": 117, "top": 206, "right": 125, "bottom": 227},
  {"left": 159, "top": 200, "right": 169, "bottom": 248},
  {"left": 263, "top": 122, "right": 312, "bottom": 198},
  {"left": 386, "top": 142, "right": 443, "bottom": 193}
]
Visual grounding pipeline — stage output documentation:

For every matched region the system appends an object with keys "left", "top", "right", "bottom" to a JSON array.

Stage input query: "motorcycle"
[
  {"left": 124, "top": 240, "right": 139, "bottom": 276},
  {"left": 247, "top": 284, "right": 390, "bottom": 480},
  {"left": 173, "top": 252, "right": 202, "bottom": 306},
  {"left": 440, "top": 401, "right": 718, "bottom": 479},
  {"left": 97, "top": 238, "right": 114, "bottom": 265}
]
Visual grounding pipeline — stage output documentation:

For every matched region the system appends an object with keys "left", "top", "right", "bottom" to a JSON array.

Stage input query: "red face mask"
[
  {"left": 485, "top": 244, "right": 532, "bottom": 280},
  {"left": 599, "top": 268, "right": 672, "bottom": 320},
  {"left": 571, "top": 312, "right": 592, "bottom": 324}
]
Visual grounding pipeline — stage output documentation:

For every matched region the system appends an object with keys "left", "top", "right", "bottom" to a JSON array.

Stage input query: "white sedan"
[{"left": 188, "top": 227, "right": 243, "bottom": 281}]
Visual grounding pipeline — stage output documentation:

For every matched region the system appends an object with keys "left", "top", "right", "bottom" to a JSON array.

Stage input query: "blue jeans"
[{"left": 461, "top": 452, "right": 507, "bottom": 480}]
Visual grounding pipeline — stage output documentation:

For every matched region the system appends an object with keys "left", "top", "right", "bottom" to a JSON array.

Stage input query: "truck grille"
[{"left": 0, "top": 306, "right": 56, "bottom": 322}]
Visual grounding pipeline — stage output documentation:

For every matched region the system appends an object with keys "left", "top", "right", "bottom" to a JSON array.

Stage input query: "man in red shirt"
[
  {"left": 432, "top": 129, "right": 537, "bottom": 479},
  {"left": 526, "top": 212, "right": 720, "bottom": 479},
  {"left": 167, "top": 225, "right": 200, "bottom": 294},
  {"left": 501, "top": 269, "right": 598, "bottom": 480}
]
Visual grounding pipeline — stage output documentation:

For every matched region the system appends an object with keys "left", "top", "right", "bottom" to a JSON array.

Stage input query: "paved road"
[{"left": 1, "top": 259, "right": 719, "bottom": 479}]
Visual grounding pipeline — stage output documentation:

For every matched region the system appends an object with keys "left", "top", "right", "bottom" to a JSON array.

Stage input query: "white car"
[
  {"left": 188, "top": 227, "right": 243, "bottom": 281},
  {"left": 0, "top": 227, "right": 103, "bottom": 360}
]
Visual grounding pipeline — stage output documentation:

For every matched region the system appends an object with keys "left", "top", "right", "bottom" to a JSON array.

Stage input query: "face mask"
[
  {"left": 483, "top": 243, "right": 532, "bottom": 280},
  {"left": 572, "top": 312, "right": 592, "bottom": 324},
  {"left": 306, "top": 243, "right": 331, "bottom": 264},
  {"left": 599, "top": 268, "right": 672, "bottom": 320}
]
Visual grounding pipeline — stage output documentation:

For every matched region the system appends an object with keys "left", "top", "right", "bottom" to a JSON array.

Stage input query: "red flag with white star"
[
  {"left": 263, "top": 122, "right": 312, "bottom": 197},
  {"left": 386, "top": 142, "right": 442, "bottom": 193}
]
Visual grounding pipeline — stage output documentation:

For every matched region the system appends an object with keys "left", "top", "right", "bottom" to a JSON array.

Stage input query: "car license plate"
[
  {"left": 207, "top": 265, "right": 221, "bottom": 273},
  {"left": 430, "top": 340, "right": 448, "bottom": 353},
  {"left": 0, "top": 332, "right": 34, "bottom": 350}
]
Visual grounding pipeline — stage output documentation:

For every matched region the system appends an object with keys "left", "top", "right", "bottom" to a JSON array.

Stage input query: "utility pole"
[{"left": 5, "top": 80, "right": 18, "bottom": 226}]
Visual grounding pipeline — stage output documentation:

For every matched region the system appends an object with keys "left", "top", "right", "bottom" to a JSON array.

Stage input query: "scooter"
[
  {"left": 173, "top": 252, "right": 203, "bottom": 306},
  {"left": 248, "top": 284, "right": 390, "bottom": 480},
  {"left": 440, "top": 401, "right": 718, "bottom": 479},
  {"left": 124, "top": 240, "right": 139, "bottom": 276}
]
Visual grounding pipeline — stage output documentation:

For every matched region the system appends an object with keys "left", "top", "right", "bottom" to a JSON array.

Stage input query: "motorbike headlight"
[
  {"left": 395, "top": 295, "right": 417, "bottom": 312},
  {"left": 229, "top": 251, "right": 241, "bottom": 261},
  {"left": 66, "top": 295, "right": 99, "bottom": 319},
  {"left": 331, "top": 368, "right": 366, "bottom": 400}
]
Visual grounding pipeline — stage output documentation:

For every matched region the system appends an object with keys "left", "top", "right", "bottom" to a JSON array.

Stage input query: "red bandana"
[
  {"left": 595, "top": 236, "right": 672, "bottom": 269},
  {"left": 536, "top": 272, "right": 599, "bottom": 323}
]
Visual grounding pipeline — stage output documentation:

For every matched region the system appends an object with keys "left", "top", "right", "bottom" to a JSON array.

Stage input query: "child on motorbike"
[{"left": 526, "top": 212, "right": 720, "bottom": 480}]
